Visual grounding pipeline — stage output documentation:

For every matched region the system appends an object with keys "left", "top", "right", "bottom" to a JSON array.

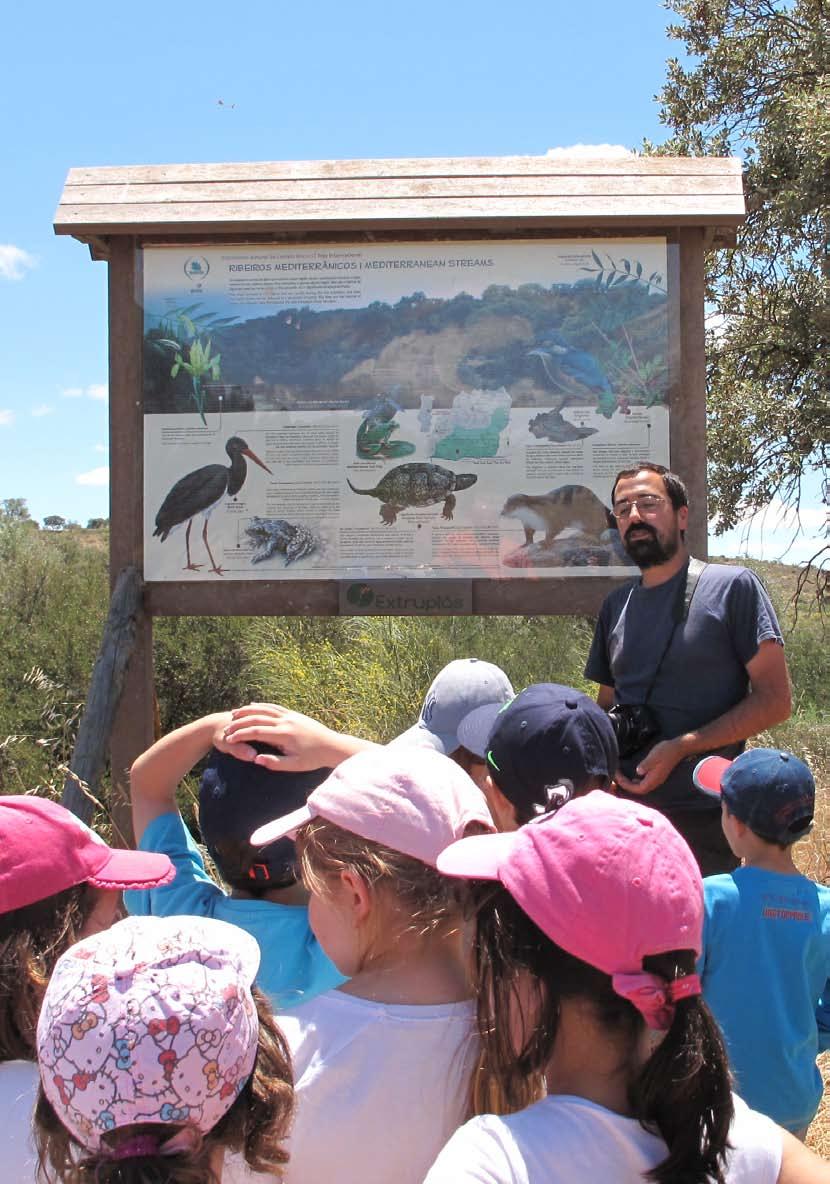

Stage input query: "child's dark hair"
[
  {"left": 34, "top": 986, "right": 293, "bottom": 1184},
  {"left": 470, "top": 885, "right": 733, "bottom": 1184},
  {"left": 0, "top": 884, "right": 92, "bottom": 1062}
]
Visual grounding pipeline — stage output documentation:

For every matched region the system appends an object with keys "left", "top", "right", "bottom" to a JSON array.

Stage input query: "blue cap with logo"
[
  {"left": 483, "top": 683, "right": 619, "bottom": 816},
  {"left": 199, "top": 746, "right": 331, "bottom": 889},
  {"left": 693, "top": 748, "right": 814, "bottom": 845}
]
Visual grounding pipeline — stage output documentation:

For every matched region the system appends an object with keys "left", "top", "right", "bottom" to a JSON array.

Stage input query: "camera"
[{"left": 606, "top": 703, "right": 660, "bottom": 759}]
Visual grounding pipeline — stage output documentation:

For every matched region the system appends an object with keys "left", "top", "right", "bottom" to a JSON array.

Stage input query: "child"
[
  {"left": 457, "top": 682, "right": 618, "bottom": 828},
  {"left": 0, "top": 795, "right": 174, "bottom": 1182},
  {"left": 124, "top": 711, "right": 347, "bottom": 1008},
  {"left": 694, "top": 748, "right": 830, "bottom": 1137},
  {"left": 248, "top": 745, "right": 495, "bottom": 1184},
  {"left": 424, "top": 791, "right": 827, "bottom": 1183},
  {"left": 33, "top": 913, "right": 293, "bottom": 1183}
]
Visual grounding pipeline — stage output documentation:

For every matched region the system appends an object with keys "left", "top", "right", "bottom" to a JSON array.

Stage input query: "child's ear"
[{"left": 339, "top": 868, "right": 372, "bottom": 923}]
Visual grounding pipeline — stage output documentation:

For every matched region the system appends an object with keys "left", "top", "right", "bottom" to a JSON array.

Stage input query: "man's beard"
[{"left": 622, "top": 524, "right": 680, "bottom": 569}]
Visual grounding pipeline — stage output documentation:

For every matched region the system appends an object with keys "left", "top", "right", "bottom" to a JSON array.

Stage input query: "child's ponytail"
[{"left": 630, "top": 952, "right": 733, "bottom": 1184}]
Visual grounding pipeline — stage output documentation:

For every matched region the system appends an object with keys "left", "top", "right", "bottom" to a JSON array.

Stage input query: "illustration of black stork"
[{"left": 153, "top": 436, "right": 272, "bottom": 576}]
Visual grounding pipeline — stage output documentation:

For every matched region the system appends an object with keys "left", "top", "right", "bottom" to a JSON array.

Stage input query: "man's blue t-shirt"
[
  {"left": 584, "top": 562, "right": 783, "bottom": 812},
  {"left": 700, "top": 866, "right": 830, "bottom": 1132},
  {"left": 123, "top": 812, "right": 345, "bottom": 1009}
]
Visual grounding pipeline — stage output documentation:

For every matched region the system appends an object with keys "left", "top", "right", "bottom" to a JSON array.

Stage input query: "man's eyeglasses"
[{"left": 611, "top": 494, "right": 667, "bottom": 521}]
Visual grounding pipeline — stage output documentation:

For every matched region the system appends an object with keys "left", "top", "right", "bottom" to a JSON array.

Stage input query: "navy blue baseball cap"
[
  {"left": 693, "top": 748, "right": 814, "bottom": 845},
  {"left": 484, "top": 683, "right": 619, "bottom": 816},
  {"left": 199, "top": 746, "right": 332, "bottom": 890}
]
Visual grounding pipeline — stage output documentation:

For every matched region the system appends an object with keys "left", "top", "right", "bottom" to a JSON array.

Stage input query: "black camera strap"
[{"left": 641, "top": 557, "right": 707, "bottom": 708}]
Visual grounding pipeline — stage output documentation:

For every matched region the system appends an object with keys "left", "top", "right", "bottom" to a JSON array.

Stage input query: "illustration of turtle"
[{"left": 347, "top": 463, "right": 477, "bottom": 525}]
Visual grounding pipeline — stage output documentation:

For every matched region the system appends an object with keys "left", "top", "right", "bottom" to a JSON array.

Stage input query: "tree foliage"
[{"left": 650, "top": 0, "right": 828, "bottom": 594}]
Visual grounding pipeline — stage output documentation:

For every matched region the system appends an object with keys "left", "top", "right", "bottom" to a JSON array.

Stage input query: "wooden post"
[
  {"left": 62, "top": 567, "right": 142, "bottom": 823},
  {"left": 674, "top": 227, "right": 709, "bottom": 559},
  {"left": 108, "top": 239, "right": 153, "bottom": 848}
]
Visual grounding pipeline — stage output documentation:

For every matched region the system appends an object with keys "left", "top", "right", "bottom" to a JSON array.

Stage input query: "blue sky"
[{"left": 0, "top": 0, "right": 823, "bottom": 561}]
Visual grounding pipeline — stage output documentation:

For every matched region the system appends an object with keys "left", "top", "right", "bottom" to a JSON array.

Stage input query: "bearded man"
[{"left": 585, "top": 462, "right": 791, "bottom": 874}]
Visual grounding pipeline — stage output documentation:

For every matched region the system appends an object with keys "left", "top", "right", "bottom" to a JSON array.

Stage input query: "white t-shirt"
[
  {"left": 0, "top": 1060, "right": 40, "bottom": 1182},
  {"left": 268, "top": 989, "right": 477, "bottom": 1184},
  {"left": 423, "top": 1093, "right": 783, "bottom": 1184}
]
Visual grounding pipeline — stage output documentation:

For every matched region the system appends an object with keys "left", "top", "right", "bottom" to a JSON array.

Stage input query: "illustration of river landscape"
[{"left": 142, "top": 242, "right": 669, "bottom": 582}]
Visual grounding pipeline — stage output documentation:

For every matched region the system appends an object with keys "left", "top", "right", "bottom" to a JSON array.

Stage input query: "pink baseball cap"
[
  {"left": 437, "top": 792, "right": 703, "bottom": 1024},
  {"left": 37, "top": 914, "right": 261, "bottom": 1150},
  {"left": 0, "top": 795, "right": 174, "bottom": 914},
  {"left": 250, "top": 746, "right": 495, "bottom": 866}
]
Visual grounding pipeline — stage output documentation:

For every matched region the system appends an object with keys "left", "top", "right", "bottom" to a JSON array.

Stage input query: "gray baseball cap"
[{"left": 388, "top": 659, "right": 514, "bottom": 757}]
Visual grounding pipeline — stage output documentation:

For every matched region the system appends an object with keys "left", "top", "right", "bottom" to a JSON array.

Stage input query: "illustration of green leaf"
[
  {"left": 170, "top": 363, "right": 180, "bottom": 377},
  {"left": 621, "top": 259, "right": 631, "bottom": 273},
  {"left": 591, "top": 250, "right": 604, "bottom": 269},
  {"left": 636, "top": 262, "right": 643, "bottom": 279}
]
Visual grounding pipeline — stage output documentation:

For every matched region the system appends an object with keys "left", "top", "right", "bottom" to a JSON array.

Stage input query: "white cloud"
[
  {"left": 94, "top": 443, "right": 108, "bottom": 453},
  {"left": 61, "top": 384, "right": 108, "bottom": 401},
  {"left": 76, "top": 467, "right": 110, "bottom": 487},
  {"left": 545, "top": 144, "right": 635, "bottom": 159},
  {"left": 0, "top": 244, "right": 36, "bottom": 281},
  {"left": 31, "top": 404, "right": 52, "bottom": 417},
  {"left": 0, "top": 409, "right": 14, "bottom": 426},
  {"left": 710, "top": 496, "right": 828, "bottom": 564}
]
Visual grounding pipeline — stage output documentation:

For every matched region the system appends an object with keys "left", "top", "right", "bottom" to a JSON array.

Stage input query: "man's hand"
[
  {"left": 221, "top": 703, "right": 376, "bottom": 772},
  {"left": 614, "top": 737, "right": 687, "bottom": 797}
]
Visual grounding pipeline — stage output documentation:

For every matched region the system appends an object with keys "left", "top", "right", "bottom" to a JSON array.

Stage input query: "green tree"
[
  {"left": 1, "top": 498, "right": 31, "bottom": 523},
  {"left": 650, "top": 0, "right": 828, "bottom": 593}
]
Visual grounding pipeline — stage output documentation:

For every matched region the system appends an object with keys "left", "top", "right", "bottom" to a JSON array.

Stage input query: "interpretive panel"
[{"left": 142, "top": 239, "right": 669, "bottom": 581}]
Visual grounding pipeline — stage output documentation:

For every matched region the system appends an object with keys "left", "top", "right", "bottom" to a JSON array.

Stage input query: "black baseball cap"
[
  {"left": 199, "top": 746, "right": 331, "bottom": 890},
  {"left": 485, "top": 683, "right": 619, "bottom": 816}
]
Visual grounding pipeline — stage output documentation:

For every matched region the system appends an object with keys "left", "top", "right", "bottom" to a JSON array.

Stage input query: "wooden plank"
[
  {"left": 146, "top": 580, "right": 340, "bottom": 616},
  {"left": 62, "top": 566, "right": 141, "bottom": 824},
  {"left": 108, "top": 240, "right": 153, "bottom": 847},
  {"left": 62, "top": 174, "right": 744, "bottom": 206},
  {"left": 673, "top": 227, "right": 709, "bottom": 560},
  {"left": 63, "top": 156, "right": 743, "bottom": 187},
  {"left": 55, "top": 194, "right": 747, "bottom": 233},
  {"left": 145, "top": 577, "right": 617, "bottom": 617}
]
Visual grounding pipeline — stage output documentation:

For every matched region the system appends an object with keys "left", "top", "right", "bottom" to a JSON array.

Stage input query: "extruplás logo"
[{"left": 346, "top": 583, "right": 374, "bottom": 608}]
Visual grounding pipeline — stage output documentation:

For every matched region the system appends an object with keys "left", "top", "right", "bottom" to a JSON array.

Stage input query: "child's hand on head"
[
  {"left": 211, "top": 711, "right": 258, "bottom": 763},
  {"left": 223, "top": 703, "right": 340, "bottom": 772}
]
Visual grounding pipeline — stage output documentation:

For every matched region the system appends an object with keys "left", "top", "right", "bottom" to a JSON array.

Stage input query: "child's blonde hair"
[{"left": 297, "top": 818, "right": 477, "bottom": 941}]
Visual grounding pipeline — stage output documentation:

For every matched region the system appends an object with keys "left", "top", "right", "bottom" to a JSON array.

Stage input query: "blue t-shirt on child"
[
  {"left": 123, "top": 812, "right": 344, "bottom": 1009},
  {"left": 700, "top": 865, "right": 830, "bottom": 1132}
]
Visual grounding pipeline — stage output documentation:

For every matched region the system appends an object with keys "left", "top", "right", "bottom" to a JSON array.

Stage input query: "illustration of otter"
[{"left": 501, "top": 485, "right": 614, "bottom": 548}]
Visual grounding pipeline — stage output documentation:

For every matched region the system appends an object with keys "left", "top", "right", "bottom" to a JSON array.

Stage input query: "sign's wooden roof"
[{"left": 55, "top": 154, "right": 744, "bottom": 251}]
